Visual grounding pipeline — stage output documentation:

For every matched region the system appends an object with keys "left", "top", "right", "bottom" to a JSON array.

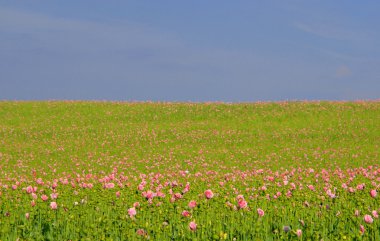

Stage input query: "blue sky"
[{"left": 1, "top": 1, "right": 379, "bottom": 101}]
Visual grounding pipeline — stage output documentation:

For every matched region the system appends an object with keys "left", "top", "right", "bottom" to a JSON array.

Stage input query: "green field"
[{"left": 0, "top": 101, "right": 379, "bottom": 240}]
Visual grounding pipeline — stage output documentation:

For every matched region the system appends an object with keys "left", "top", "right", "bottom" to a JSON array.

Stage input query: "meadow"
[{"left": 0, "top": 101, "right": 379, "bottom": 240}]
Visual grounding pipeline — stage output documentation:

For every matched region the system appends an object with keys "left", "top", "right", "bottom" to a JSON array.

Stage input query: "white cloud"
[{"left": 0, "top": 6, "right": 184, "bottom": 53}]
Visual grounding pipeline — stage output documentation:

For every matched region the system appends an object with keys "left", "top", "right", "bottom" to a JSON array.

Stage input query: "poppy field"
[{"left": 0, "top": 101, "right": 379, "bottom": 240}]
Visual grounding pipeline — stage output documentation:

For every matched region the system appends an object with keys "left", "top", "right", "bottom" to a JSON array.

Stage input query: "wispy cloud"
[
  {"left": 319, "top": 49, "right": 363, "bottom": 62},
  {"left": 335, "top": 65, "right": 352, "bottom": 78},
  {"left": 0, "top": 7, "right": 185, "bottom": 53},
  {"left": 293, "top": 22, "right": 368, "bottom": 41}
]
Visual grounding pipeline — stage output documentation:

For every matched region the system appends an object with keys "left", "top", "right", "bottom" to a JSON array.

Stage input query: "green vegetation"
[{"left": 0, "top": 101, "right": 379, "bottom": 240}]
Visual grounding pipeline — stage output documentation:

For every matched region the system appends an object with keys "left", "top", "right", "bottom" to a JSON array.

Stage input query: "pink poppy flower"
[
  {"left": 296, "top": 229, "right": 302, "bottom": 237},
  {"left": 26, "top": 186, "right": 34, "bottom": 194},
  {"left": 142, "top": 190, "right": 156, "bottom": 199},
  {"left": 189, "top": 221, "right": 197, "bottom": 231},
  {"left": 41, "top": 195, "right": 48, "bottom": 201},
  {"left": 257, "top": 208, "right": 265, "bottom": 217},
  {"left": 31, "top": 193, "right": 38, "bottom": 200},
  {"left": 238, "top": 199, "right": 248, "bottom": 209},
  {"left": 128, "top": 207, "right": 136, "bottom": 217},
  {"left": 25, "top": 213, "right": 30, "bottom": 219},
  {"left": 372, "top": 210, "right": 379, "bottom": 218},
  {"left": 156, "top": 191, "right": 165, "bottom": 198},
  {"left": 364, "top": 214, "right": 373, "bottom": 224},
  {"left": 136, "top": 229, "right": 147, "bottom": 236},
  {"left": 182, "top": 210, "right": 191, "bottom": 217},
  {"left": 174, "top": 193, "right": 182, "bottom": 200},
  {"left": 116, "top": 191, "right": 121, "bottom": 198},
  {"left": 50, "top": 202, "right": 57, "bottom": 210},
  {"left": 357, "top": 184, "right": 365, "bottom": 190},
  {"left": 236, "top": 195, "right": 244, "bottom": 201},
  {"left": 370, "top": 189, "right": 377, "bottom": 198},
  {"left": 183, "top": 183, "right": 190, "bottom": 193},
  {"left": 360, "top": 225, "right": 365, "bottom": 235},
  {"left": 138, "top": 184, "right": 145, "bottom": 191},
  {"left": 308, "top": 185, "right": 315, "bottom": 191},
  {"left": 104, "top": 183, "right": 115, "bottom": 189},
  {"left": 204, "top": 189, "right": 214, "bottom": 199},
  {"left": 188, "top": 200, "right": 197, "bottom": 209},
  {"left": 50, "top": 193, "right": 58, "bottom": 199},
  {"left": 36, "top": 178, "right": 44, "bottom": 185}
]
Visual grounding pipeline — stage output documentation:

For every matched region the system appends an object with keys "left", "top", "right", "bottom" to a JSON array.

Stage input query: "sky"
[{"left": 1, "top": 1, "right": 379, "bottom": 101}]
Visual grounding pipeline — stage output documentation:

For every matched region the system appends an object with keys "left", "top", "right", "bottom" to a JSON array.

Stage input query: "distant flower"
[
  {"left": 50, "top": 193, "right": 58, "bottom": 199},
  {"left": 116, "top": 191, "right": 121, "bottom": 198},
  {"left": 257, "top": 208, "right": 265, "bottom": 217},
  {"left": 236, "top": 195, "right": 244, "bottom": 201},
  {"left": 204, "top": 189, "right": 214, "bottom": 199},
  {"left": 296, "top": 229, "right": 302, "bottom": 237},
  {"left": 357, "top": 184, "right": 365, "bottom": 190},
  {"left": 308, "top": 185, "right": 315, "bottom": 191},
  {"left": 174, "top": 193, "right": 182, "bottom": 200},
  {"left": 41, "top": 195, "right": 48, "bottom": 202},
  {"left": 138, "top": 184, "right": 145, "bottom": 191},
  {"left": 36, "top": 178, "right": 44, "bottom": 185},
  {"left": 136, "top": 229, "right": 147, "bottom": 236},
  {"left": 188, "top": 200, "right": 197, "bottom": 209},
  {"left": 128, "top": 207, "right": 136, "bottom": 218},
  {"left": 360, "top": 225, "right": 365, "bottom": 235},
  {"left": 156, "top": 191, "right": 165, "bottom": 198},
  {"left": 238, "top": 199, "right": 248, "bottom": 209},
  {"left": 370, "top": 189, "right": 377, "bottom": 198},
  {"left": 372, "top": 210, "right": 379, "bottom": 219},
  {"left": 31, "top": 200, "right": 36, "bottom": 207},
  {"left": 182, "top": 210, "right": 191, "bottom": 217},
  {"left": 25, "top": 213, "right": 30, "bottom": 220},
  {"left": 26, "top": 186, "right": 34, "bottom": 194},
  {"left": 142, "top": 190, "right": 156, "bottom": 200},
  {"left": 286, "top": 190, "right": 292, "bottom": 197},
  {"left": 31, "top": 193, "right": 38, "bottom": 200},
  {"left": 364, "top": 214, "right": 373, "bottom": 224},
  {"left": 104, "top": 183, "right": 115, "bottom": 189},
  {"left": 189, "top": 221, "right": 197, "bottom": 231},
  {"left": 50, "top": 202, "right": 57, "bottom": 210},
  {"left": 183, "top": 182, "right": 190, "bottom": 193},
  {"left": 133, "top": 202, "right": 140, "bottom": 208}
]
